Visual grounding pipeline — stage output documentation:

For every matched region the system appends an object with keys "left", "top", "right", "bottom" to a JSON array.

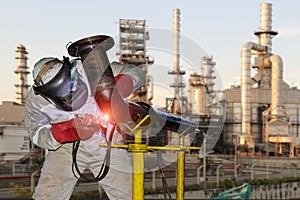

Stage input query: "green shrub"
[{"left": 9, "top": 183, "right": 33, "bottom": 199}]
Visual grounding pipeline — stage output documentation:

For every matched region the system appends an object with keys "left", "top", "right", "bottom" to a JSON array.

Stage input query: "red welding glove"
[
  {"left": 51, "top": 114, "right": 100, "bottom": 143},
  {"left": 115, "top": 74, "right": 134, "bottom": 98},
  {"left": 73, "top": 114, "right": 99, "bottom": 140}
]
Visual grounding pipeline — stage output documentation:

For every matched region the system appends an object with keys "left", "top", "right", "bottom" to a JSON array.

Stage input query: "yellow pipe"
[
  {"left": 132, "top": 127, "right": 145, "bottom": 200},
  {"left": 176, "top": 133, "right": 185, "bottom": 200},
  {"left": 131, "top": 115, "right": 150, "bottom": 132},
  {"left": 99, "top": 143, "right": 200, "bottom": 151}
]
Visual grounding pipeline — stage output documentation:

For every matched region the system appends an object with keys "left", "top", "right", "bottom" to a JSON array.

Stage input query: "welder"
[{"left": 25, "top": 51, "right": 146, "bottom": 199}]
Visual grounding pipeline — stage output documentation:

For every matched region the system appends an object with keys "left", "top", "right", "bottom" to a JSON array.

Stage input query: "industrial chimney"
[
  {"left": 168, "top": 8, "right": 186, "bottom": 114},
  {"left": 15, "top": 45, "right": 30, "bottom": 104}
]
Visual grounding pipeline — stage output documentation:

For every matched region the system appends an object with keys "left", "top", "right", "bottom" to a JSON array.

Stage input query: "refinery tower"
[{"left": 223, "top": 3, "right": 300, "bottom": 157}]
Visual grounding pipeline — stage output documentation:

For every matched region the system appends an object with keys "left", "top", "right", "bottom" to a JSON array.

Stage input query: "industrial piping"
[
  {"left": 240, "top": 3, "right": 291, "bottom": 154},
  {"left": 267, "top": 54, "right": 284, "bottom": 118},
  {"left": 240, "top": 42, "right": 266, "bottom": 144},
  {"left": 67, "top": 35, "right": 196, "bottom": 135}
]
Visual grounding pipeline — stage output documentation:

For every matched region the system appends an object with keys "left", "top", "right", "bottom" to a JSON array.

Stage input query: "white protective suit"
[{"left": 25, "top": 60, "right": 146, "bottom": 200}]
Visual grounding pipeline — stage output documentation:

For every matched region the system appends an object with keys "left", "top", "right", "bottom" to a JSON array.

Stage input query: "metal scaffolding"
[{"left": 118, "top": 19, "right": 153, "bottom": 103}]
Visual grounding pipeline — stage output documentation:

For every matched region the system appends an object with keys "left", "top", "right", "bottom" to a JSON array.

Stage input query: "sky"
[{"left": 1, "top": 0, "right": 300, "bottom": 107}]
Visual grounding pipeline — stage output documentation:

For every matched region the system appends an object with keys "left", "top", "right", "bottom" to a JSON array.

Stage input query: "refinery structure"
[
  {"left": 1, "top": 2, "right": 300, "bottom": 162},
  {"left": 223, "top": 3, "right": 300, "bottom": 157},
  {"left": 118, "top": 18, "right": 154, "bottom": 104}
]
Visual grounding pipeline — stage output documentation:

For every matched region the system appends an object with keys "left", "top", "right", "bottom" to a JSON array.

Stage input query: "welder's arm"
[{"left": 25, "top": 89, "right": 100, "bottom": 150}]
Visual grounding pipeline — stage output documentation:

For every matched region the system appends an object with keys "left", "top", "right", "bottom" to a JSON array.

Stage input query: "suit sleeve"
[{"left": 25, "top": 88, "right": 74, "bottom": 150}]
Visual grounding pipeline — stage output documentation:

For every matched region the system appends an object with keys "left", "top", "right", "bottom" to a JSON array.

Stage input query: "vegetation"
[
  {"left": 244, "top": 176, "right": 300, "bottom": 186},
  {"left": 213, "top": 176, "right": 300, "bottom": 189},
  {"left": 9, "top": 183, "right": 33, "bottom": 199},
  {"left": 71, "top": 190, "right": 106, "bottom": 199}
]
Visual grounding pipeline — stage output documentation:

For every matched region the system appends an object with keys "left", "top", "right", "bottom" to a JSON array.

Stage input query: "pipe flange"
[{"left": 67, "top": 35, "right": 114, "bottom": 58}]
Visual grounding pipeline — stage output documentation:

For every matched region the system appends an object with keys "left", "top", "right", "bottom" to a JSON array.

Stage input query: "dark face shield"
[{"left": 33, "top": 58, "right": 88, "bottom": 111}]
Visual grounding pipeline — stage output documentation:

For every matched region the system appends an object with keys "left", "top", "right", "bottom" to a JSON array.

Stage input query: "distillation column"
[
  {"left": 168, "top": 8, "right": 186, "bottom": 115},
  {"left": 15, "top": 45, "right": 30, "bottom": 104}
]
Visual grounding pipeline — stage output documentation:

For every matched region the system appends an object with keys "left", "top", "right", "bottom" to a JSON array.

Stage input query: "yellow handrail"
[{"left": 99, "top": 114, "right": 200, "bottom": 200}]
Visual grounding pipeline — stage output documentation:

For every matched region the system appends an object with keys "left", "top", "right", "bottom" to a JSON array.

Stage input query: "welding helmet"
[{"left": 32, "top": 57, "right": 88, "bottom": 111}]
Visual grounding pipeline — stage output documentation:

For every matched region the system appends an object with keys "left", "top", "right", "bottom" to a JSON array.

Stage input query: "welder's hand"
[{"left": 73, "top": 114, "right": 100, "bottom": 140}]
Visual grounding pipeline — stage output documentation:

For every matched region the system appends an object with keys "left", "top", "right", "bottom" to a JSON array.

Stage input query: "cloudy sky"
[{"left": 1, "top": 0, "right": 299, "bottom": 106}]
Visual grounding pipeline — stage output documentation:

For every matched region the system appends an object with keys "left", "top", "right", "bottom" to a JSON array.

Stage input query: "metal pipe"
[
  {"left": 67, "top": 35, "right": 130, "bottom": 123},
  {"left": 268, "top": 54, "right": 284, "bottom": 118},
  {"left": 216, "top": 164, "right": 223, "bottom": 188},
  {"left": 241, "top": 42, "right": 266, "bottom": 139},
  {"left": 234, "top": 134, "right": 238, "bottom": 181},
  {"left": 132, "top": 129, "right": 145, "bottom": 200},
  {"left": 152, "top": 171, "right": 156, "bottom": 191},
  {"left": 31, "top": 170, "right": 39, "bottom": 192},
  {"left": 197, "top": 165, "right": 203, "bottom": 185},
  {"left": 258, "top": 3, "right": 274, "bottom": 52},
  {"left": 176, "top": 133, "right": 185, "bottom": 200},
  {"left": 203, "top": 133, "right": 207, "bottom": 189},
  {"left": 251, "top": 163, "right": 256, "bottom": 180},
  {"left": 68, "top": 35, "right": 196, "bottom": 133}
]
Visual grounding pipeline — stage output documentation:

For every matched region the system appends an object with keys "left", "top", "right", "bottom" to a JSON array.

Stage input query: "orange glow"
[
  {"left": 101, "top": 114, "right": 110, "bottom": 128},
  {"left": 104, "top": 114, "right": 109, "bottom": 121}
]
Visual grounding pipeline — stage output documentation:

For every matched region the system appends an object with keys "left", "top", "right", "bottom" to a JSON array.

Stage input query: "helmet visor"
[{"left": 33, "top": 59, "right": 88, "bottom": 111}]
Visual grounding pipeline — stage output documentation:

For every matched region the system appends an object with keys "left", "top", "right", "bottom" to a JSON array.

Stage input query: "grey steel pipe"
[
  {"left": 68, "top": 35, "right": 196, "bottom": 135},
  {"left": 68, "top": 35, "right": 130, "bottom": 123},
  {"left": 241, "top": 42, "right": 267, "bottom": 136},
  {"left": 266, "top": 54, "right": 284, "bottom": 118}
]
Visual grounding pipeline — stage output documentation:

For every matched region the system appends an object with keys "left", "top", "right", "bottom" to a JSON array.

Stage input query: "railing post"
[
  {"left": 176, "top": 133, "right": 185, "bottom": 200},
  {"left": 197, "top": 165, "right": 203, "bottom": 184},
  {"left": 216, "top": 164, "right": 223, "bottom": 188},
  {"left": 131, "top": 129, "right": 146, "bottom": 200},
  {"left": 235, "top": 164, "right": 240, "bottom": 181},
  {"left": 152, "top": 171, "right": 156, "bottom": 191},
  {"left": 11, "top": 162, "right": 15, "bottom": 176},
  {"left": 251, "top": 163, "right": 256, "bottom": 180},
  {"left": 31, "top": 171, "right": 39, "bottom": 192},
  {"left": 98, "top": 182, "right": 103, "bottom": 199}
]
